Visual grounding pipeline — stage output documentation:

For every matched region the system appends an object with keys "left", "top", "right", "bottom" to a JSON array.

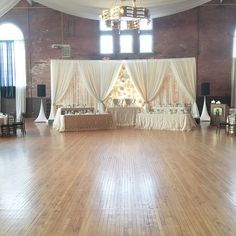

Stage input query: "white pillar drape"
[
  {"left": 170, "top": 58, "right": 199, "bottom": 118},
  {"left": 231, "top": 58, "right": 236, "bottom": 107},
  {"left": 49, "top": 59, "right": 76, "bottom": 121},
  {"left": 15, "top": 40, "right": 26, "bottom": 120},
  {"left": 125, "top": 59, "right": 169, "bottom": 111},
  {"left": 77, "top": 60, "right": 122, "bottom": 112}
]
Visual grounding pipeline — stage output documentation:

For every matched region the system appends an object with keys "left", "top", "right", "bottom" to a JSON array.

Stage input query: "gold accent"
[{"left": 100, "top": 0, "right": 150, "bottom": 30}]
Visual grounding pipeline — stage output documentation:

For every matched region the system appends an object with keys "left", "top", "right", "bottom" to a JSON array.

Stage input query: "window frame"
[{"left": 99, "top": 20, "right": 154, "bottom": 56}]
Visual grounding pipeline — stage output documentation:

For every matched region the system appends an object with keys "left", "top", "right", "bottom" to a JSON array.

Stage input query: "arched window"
[{"left": 0, "top": 23, "right": 26, "bottom": 118}]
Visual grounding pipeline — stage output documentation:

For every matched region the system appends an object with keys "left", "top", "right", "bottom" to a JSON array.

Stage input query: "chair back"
[{"left": 7, "top": 114, "right": 15, "bottom": 125}]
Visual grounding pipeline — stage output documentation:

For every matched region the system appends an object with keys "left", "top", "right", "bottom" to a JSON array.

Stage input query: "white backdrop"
[{"left": 49, "top": 58, "right": 200, "bottom": 120}]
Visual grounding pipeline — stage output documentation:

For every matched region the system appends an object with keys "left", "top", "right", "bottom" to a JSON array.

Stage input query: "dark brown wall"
[{"left": 0, "top": 0, "right": 236, "bottom": 116}]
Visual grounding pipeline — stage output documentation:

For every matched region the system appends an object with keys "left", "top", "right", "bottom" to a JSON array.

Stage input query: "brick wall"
[{"left": 0, "top": 0, "right": 236, "bottom": 116}]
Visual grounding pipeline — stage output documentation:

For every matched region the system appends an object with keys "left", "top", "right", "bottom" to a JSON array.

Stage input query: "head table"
[
  {"left": 135, "top": 112, "right": 196, "bottom": 131},
  {"left": 107, "top": 107, "right": 141, "bottom": 127}
]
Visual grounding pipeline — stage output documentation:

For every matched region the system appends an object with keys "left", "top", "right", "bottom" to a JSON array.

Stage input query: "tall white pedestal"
[
  {"left": 200, "top": 96, "right": 211, "bottom": 122},
  {"left": 35, "top": 99, "right": 48, "bottom": 123}
]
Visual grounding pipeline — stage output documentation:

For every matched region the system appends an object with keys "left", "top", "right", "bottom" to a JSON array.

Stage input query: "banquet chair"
[
  {"left": 227, "top": 114, "right": 236, "bottom": 135},
  {"left": 1, "top": 114, "right": 16, "bottom": 136},
  {"left": 215, "top": 113, "right": 228, "bottom": 134},
  {"left": 14, "top": 113, "right": 26, "bottom": 136}
]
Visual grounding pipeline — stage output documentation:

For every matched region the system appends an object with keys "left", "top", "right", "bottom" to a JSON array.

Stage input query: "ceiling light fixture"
[{"left": 100, "top": 0, "right": 150, "bottom": 30}]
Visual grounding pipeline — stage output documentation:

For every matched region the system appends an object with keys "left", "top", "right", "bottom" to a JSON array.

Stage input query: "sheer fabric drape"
[
  {"left": 125, "top": 59, "right": 168, "bottom": 111},
  {"left": 1, "top": 0, "right": 211, "bottom": 19},
  {"left": 231, "top": 58, "right": 236, "bottom": 107},
  {"left": 60, "top": 75, "right": 96, "bottom": 108},
  {"left": 77, "top": 60, "right": 122, "bottom": 112},
  {"left": 170, "top": 58, "right": 199, "bottom": 118},
  {"left": 151, "top": 69, "right": 190, "bottom": 106},
  {"left": 15, "top": 40, "right": 26, "bottom": 119},
  {"left": 50, "top": 58, "right": 199, "bottom": 121},
  {"left": 49, "top": 60, "right": 77, "bottom": 120},
  {"left": 0, "top": 0, "right": 21, "bottom": 17}
]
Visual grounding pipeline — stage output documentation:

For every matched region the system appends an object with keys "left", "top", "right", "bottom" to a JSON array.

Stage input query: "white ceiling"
[{"left": 33, "top": 0, "right": 212, "bottom": 20}]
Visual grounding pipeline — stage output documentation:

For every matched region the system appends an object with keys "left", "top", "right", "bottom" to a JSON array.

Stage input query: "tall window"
[
  {"left": 0, "top": 40, "right": 16, "bottom": 97},
  {"left": 0, "top": 23, "right": 25, "bottom": 99},
  {"left": 100, "top": 20, "right": 153, "bottom": 55},
  {"left": 0, "top": 23, "right": 26, "bottom": 118}
]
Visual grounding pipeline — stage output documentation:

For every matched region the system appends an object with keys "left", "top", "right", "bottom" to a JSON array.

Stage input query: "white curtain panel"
[
  {"left": 58, "top": 75, "right": 97, "bottom": 108},
  {"left": 32, "top": 0, "right": 210, "bottom": 20},
  {"left": 48, "top": 59, "right": 77, "bottom": 120},
  {"left": 151, "top": 69, "right": 191, "bottom": 106},
  {"left": 15, "top": 40, "right": 26, "bottom": 120},
  {"left": 125, "top": 59, "right": 169, "bottom": 111},
  {"left": 170, "top": 58, "right": 199, "bottom": 118},
  {"left": 0, "top": 0, "right": 21, "bottom": 17},
  {"left": 231, "top": 58, "right": 236, "bottom": 107},
  {"left": 77, "top": 60, "right": 122, "bottom": 112},
  {"left": 1, "top": 0, "right": 211, "bottom": 19}
]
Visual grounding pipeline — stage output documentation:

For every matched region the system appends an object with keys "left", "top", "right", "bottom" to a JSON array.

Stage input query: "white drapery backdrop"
[
  {"left": 48, "top": 60, "right": 77, "bottom": 120},
  {"left": 231, "top": 58, "right": 236, "bottom": 107},
  {"left": 15, "top": 40, "right": 27, "bottom": 120},
  {"left": 170, "top": 58, "right": 199, "bottom": 118},
  {"left": 49, "top": 58, "right": 200, "bottom": 120},
  {"left": 77, "top": 60, "right": 122, "bottom": 112},
  {"left": 0, "top": 0, "right": 211, "bottom": 19},
  {"left": 125, "top": 59, "right": 169, "bottom": 111}
]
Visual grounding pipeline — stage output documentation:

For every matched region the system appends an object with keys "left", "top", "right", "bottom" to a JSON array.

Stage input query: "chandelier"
[{"left": 100, "top": 0, "right": 150, "bottom": 30}]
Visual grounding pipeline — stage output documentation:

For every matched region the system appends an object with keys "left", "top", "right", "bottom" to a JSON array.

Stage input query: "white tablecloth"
[
  {"left": 107, "top": 107, "right": 141, "bottom": 127},
  {"left": 136, "top": 113, "right": 196, "bottom": 131}
]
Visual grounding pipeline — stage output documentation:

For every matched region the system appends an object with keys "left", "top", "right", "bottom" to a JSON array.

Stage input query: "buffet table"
[
  {"left": 107, "top": 107, "right": 141, "bottom": 127},
  {"left": 54, "top": 113, "right": 113, "bottom": 132},
  {"left": 136, "top": 113, "right": 196, "bottom": 131}
]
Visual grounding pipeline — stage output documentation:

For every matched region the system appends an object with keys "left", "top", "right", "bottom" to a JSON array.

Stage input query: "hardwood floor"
[{"left": 1, "top": 120, "right": 236, "bottom": 235}]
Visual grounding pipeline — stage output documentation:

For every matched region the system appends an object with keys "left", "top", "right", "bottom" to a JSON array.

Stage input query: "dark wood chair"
[
  {"left": 1, "top": 114, "right": 16, "bottom": 136},
  {"left": 215, "top": 113, "right": 228, "bottom": 134},
  {"left": 14, "top": 113, "right": 26, "bottom": 136}
]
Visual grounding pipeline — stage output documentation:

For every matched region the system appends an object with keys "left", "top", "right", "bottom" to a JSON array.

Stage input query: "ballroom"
[{"left": 0, "top": 0, "right": 236, "bottom": 235}]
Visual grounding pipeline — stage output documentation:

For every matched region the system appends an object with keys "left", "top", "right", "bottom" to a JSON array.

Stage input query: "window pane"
[
  {"left": 120, "top": 35, "right": 133, "bottom": 53},
  {"left": 140, "top": 20, "right": 152, "bottom": 30},
  {"left": 100, "top": 20, "right": 112, "bottom": 31},
  {"left": 140, "top": 35, "right": 152, "bottom": 53},
  {"left": 100, "top": 35, "right": 113, "bottom": 54}
]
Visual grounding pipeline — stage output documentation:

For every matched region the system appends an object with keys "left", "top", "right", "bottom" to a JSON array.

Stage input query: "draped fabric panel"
[
  {"left": 50, "top": 58, "right": 199, "bottom": 121},
  {"left": 231, "top": 58, "right": 236, "bottom": 107},
  {"left": 77, "top": 60, "right": 122, "bottom": 112},
  {"left": 33, "top": 0, "right": 210, "bottom": 20},
  {"left": 0, "top": 0, "right": 21, "bottom": 17},
  {"left": 1, "top": 0, "right": 211, "bottom": 20},
  {"left": 151, "top": 69, "right": 190, "bottom": 106},
  {"left": 59, "top": 75, "right": 97, "bottom": 108},
  {"left": 48, "top": 60, "right": 77, "bottom": 120},
  {"left": 15, "top": 40, "right": 26, "bottom": 119},
  {"left": 125, "top": 59, "right": 168, "bottom": 111},
  {"left": 170, "top": 58, "right": 199, "bottom": 118}
]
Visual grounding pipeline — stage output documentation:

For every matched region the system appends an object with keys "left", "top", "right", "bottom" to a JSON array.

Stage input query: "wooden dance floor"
[{"left": 1, "top": 120, "right": 236, "bottom": 235}]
